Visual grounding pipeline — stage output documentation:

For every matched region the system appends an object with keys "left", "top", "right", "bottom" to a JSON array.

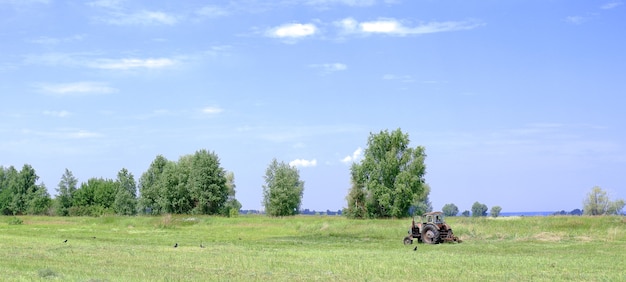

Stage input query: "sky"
[{"left": 1, "top": 0, "right": 625, "bottom": 213}]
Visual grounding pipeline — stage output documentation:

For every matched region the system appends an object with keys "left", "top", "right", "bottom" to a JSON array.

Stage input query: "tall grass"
[{"left": 1, "top": 215, "right": 624, "bottom": 281}]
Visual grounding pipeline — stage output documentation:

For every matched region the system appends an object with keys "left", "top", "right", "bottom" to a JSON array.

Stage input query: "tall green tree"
[
  {"left": 55, "top": 168, "right": 78, "bottom": 216},
  {"left": 472, "top": 201, "right": 488, "bottom": 217},
  {"left": 344, "top": 165, "right": 367, "bottom": 218},
  {"left": 442, "top": 203, "right": 459, "bottom": 217},
  {"left": 0, "top": 166, "right": 19, "bottom": 215},
  {"left": 583, "top": 186, "right": 625, "bottom": 215},
  {"left": 262, "top": 159, "right": 304, "bottom": 217},
  {"left": 345, "top": 128, "right": 427, "bottom": 218},
  {"left": 114, "top": 168, "right": 137, "bottom": 215},
  {"left": 187, "top": 150, "right": 229, "bottom": 215},
  {"left": 138, "top": 155, "right": 169, "bottom": 214}
]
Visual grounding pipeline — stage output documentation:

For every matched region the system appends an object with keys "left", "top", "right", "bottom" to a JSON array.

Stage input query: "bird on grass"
[
  {"left": 200, "top": 242, "right": 205, "bottom": 248},
  {"left": 63, "top": 239, "right": 68, "bottom": 243},
  {"left": 174, "top": 243, "right": 178, "bottom": 248},
  {"left": 413, "top": 246, "right": 417, "bottom": 251}
]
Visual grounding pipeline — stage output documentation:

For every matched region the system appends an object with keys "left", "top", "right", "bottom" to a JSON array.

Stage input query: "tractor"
[{"left": 403, "top": 211, "right": 461, "bottom": 244}]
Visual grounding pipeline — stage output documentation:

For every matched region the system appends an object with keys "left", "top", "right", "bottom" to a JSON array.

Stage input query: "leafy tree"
[
  {"left": 138, "top": 155, "right": 169, "bottom": 214},
  {"left": 343, "top": 165, "right": 367, "bottom": 218},
  {"left": 187, "top": 150, "right": 229, "bottom": 215},
  {"left": 158, "top": 158, "right": 193, "bottom": 214},
  {"left": 223, "top": 171, "right": 242, "bottom": 217},
  {"left": 27, "top": 183, "right": 52, "bottom": 215},
  {"left": 412, "top": 185, "right": 433, "bottom": 215},
  {"left": 262, "top": 158, "right": 304, "bottom": 217},
  {"left": 471, "top": 201, "right": 488, "bottom": 217},
  {"left": 0, "top": 166, "right": 19, "bottom": 215},
  {"left": 461, "top": 210, "right": 470, "bottom": 217},
  {"left": 442, "top": 203, "right": 459, "bottom": 216},
  {"left": 345, "top": 129, "right": 427, "bottom": 218},
  {"left": 55, "top": 169, "right": 78, "bottom": 216},
  {"left": 72, "top": 178, "right": 116, "bottom": 216},
  {"left": 583, "top": 186, "right": 625, "bottom": 215},
  {"left": 114, "top": 168, "right": 137, "bottom": 215},
  {"left": 490, "top": 205, "right": 502, "bottom": 217}
]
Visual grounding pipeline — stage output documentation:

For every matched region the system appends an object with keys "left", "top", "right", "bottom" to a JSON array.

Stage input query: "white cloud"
[
  {"left": 87, "top": 0, "right": 122, "bottom": 9},
  {"left": 341, "top": 147, "right": 363, "bottom": 164},
  {"left": 38, "top": 82, "right": 117, "bottom": 96},
  {"left": 310, "top": 63, "right": 347, "bottom": 74},
  {"left": 289, "top": 158, "right": 317, "bottom": 168},
  {"left": 268, "top": 23, "right": 318, "bottom": 38},
  {"left": 337, "top": 18, "right": 484, "bottom": 36},
  {"left": 21, "top": 128, "right": 102, "bottom": 139},
  {"left": 43, "top": 110, "right": 71, "bottom": 117},
  {"left": 196, "top": 5, "right": 230, "bottom": 18},
  {"left": 91, "top": 58, "right": 177, "bottom": 70},
  {"left": 383, "top": 74, "right": 414, "bottom": 82},
  {"left": 202, "top": 106, "right": 223, "bottom": 115},
  {"left": 601, "top": 1, "right": 623, "bottom": 9},
  {"left": 100, "top": 10, "right": 178, "bottom": 26}
]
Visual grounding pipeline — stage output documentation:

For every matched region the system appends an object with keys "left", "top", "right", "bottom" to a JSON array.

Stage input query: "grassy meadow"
[{"left": 1, "top": 214, "right": 625, "bottom": 281}]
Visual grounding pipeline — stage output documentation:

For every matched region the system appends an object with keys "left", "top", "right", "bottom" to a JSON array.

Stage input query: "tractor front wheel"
[{"left": 403, "top": 236, "right": 413, "bottom": 245}]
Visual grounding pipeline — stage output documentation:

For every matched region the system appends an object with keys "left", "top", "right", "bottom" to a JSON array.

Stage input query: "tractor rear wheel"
[{"left": 422, "top": 225, "right": 440, "bottom": 244}]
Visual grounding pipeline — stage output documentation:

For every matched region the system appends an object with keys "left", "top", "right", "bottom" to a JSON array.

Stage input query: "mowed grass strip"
[{"left": 1, "top": 215, "right": 624, "bottom": 281}]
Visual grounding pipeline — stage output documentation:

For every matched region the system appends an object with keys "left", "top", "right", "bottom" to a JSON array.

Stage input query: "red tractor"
[{"left": 403, "top": 211, "right": 461, "bottom": 244}]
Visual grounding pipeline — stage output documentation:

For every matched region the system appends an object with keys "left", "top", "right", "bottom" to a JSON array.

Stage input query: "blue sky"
[{"left": 1, "top": 0, "right": 625, "bottom": 213}]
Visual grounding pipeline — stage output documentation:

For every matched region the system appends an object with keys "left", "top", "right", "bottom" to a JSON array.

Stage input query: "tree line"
[{"left": 2, "top": 129, "right": 622, "bottom": 218}]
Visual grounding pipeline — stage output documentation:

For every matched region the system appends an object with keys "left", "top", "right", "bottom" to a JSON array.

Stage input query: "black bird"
[
  {"left": 174, "top": 243, "right": 178, "bottom": 248},
  {"left": 413, "top": 246, "right": 417, "bottom": 251},
  {"left": 63, "top": 239, "right": 68, "bottom": 243}
]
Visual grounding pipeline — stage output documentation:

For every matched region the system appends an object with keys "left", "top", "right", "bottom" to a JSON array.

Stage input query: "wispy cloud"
[
  {"left": 565, "top": 16, "right": 588, "bottom": 25},
  {"left": 29, "top": 35, "right": 84, "bottom": 45},
  {"left": 341, "top": 147, "right": 363, "bottom": 164},
  {"left": 43, "top": 110, "right": 71, "bottom": 117},
  {"left": 267, "top": 23, "right": 318, "bottom": 39},
  {"left": 383, "top": 74, "right": 414, "bottom": 82},
  {"left": 337, "top": 17, "right": 484, "bottom": 36},
  {"left": 289, "top": 158, "right": 318, "bottom": 168},
  {"left": 201, "top": 106, "right": 224, "bottom": 115},
  {"left": 196, "top": 5, "right": 230, "bottom": 18},
  {"left": 96, "top": 10, "right": 178, "bottom": 26},
  {"left": 38, "top": 82, "right": 117, "bottom": 96},
  {"left": 310, "top": 63, "right": 347, "bottom": 74},
  {"left": 22, "top": 128, "right": 103, "bottom": 139},
  {"left": 601, "top": 1, "right": 623, "bottom": 9},
  {"left": 91, "top": 58, "right": 177, "bottom": 70}
]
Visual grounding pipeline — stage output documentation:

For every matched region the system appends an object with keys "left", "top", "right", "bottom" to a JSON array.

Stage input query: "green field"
[{"left": 1, "top": 215, "right": 624, "bottom": 281}]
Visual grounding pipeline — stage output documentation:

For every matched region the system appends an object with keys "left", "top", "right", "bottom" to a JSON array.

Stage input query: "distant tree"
[
  {"left": 570, "top": 208, "right": 583, "bottom": 216},
  {"left": 345, "top": 129, "right": 428, "bottom": 218},
  {"left": 138, "top": 155, "right": 169, "bottom": 214},
  {"left": 262, "top": 159, "right": 304, "bottom": 217},
  {"left": 0, "top": 166, "right": 19, "bottom": 215},
  {"left": 412, "top": 185, "right": 433, "bottom": 215},
  {"left": 471, "top": 202, "right": 488, "bottom": 217},
  {"left": 55, "top": 169, "right": 78, "bottom": 216},
  {"left": 583, "top": 186, "right": 625, "bottom": 215},
  {"left": 27, "top": 182, "right": 51, "bottom": 215},
  {"left": 442, "top": 203, "right": 459, "bottom": 217},
  {"left": 343, "top": 164, "right": 367, "bottom": 218},
  {"left": 72, "top": 178, "right": 116, "bottom": 216},
  {"left": 461, "top": 210, "right": 470, "bottom": 217},
  {"left": 223, "top": 171, "right": 242, "bottom": 217},
  {"left": 187, "top": 150, "right": 229, "bottom": 215},
  {"left": 114, "top": 168, "right": 137, "bottom": 215},
  {"left": 490, "top": 205, "right": 502, "bottom": 217}
]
